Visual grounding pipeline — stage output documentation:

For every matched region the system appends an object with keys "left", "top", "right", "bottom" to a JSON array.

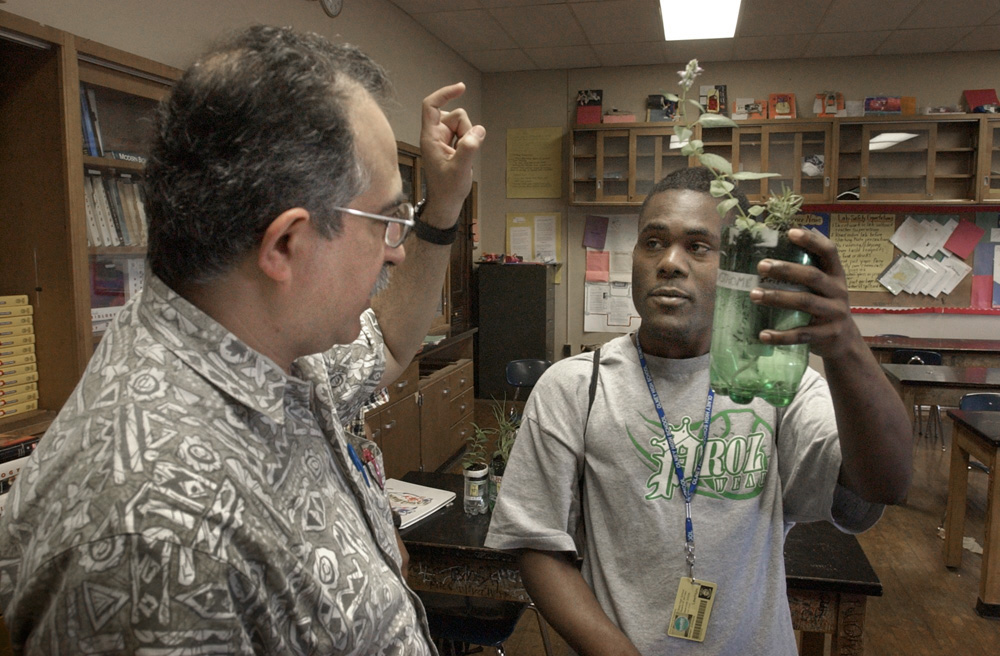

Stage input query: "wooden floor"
[{"left": 486, "top": 415, "right": 1000, "bottom": 655}]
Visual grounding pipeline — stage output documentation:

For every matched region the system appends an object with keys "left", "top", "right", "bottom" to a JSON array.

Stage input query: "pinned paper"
[
  {"left": 944, "top": 219, "right": 986, "bottom": 260},
  {"left": 586, "top": 251, "right": 610, "bottom": 282},
  {"left": 584, "top": 215, "right": 609, "bottom": 250}
]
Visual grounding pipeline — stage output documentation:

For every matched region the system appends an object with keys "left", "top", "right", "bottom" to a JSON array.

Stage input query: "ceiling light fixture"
[{"left": 659, "top": 0, "right": 743, "bottom": 41}]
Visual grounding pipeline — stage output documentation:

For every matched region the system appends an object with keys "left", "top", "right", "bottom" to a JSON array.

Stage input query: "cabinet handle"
[
  {"left": 442, "top": 388, "right": 450, "bottom": 397},
  {"left": 824, "top": 176, "right": 830, "bottom": 187},
  {"left": 861, "top": 176, "right": 867, "bottom": 187},
  {"left": 383, "top": 420, "right": 396, "bottom": 431},
  {"left": 459, "top": 377, "right": 467, "bottom": 386},
  {"left": 395, "top": 379, "right": 408, "bottom": 389},
  {"left": 371, "top": 429, "right": 381, "bottom": 440},
  {"left": 459, "top": 403, "right": 467, "bottom": 413},
  {"left": 986, "top": 176, "right": 991, "bottom": 187}
]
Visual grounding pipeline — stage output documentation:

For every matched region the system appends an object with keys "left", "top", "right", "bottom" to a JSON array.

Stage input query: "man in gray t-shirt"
[{"left": 487, "top": 167, "right": 911, "bottom": 655}]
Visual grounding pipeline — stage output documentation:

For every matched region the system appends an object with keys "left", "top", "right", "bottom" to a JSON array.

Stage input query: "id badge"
[{"left": 666, "top": 578, "right": 717, "bottom": 642}]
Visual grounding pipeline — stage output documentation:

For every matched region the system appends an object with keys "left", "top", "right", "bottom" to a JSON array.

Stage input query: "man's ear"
[{"left": 258, "top": 207, "right": 311, "bottom": 282}]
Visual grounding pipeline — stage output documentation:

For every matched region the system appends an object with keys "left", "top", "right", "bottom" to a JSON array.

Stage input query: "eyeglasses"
[{"left": 333, "top": 203, "right": 415, "bottom": 248}]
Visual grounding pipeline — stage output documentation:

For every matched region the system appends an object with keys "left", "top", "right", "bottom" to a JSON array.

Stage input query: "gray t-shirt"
[{"left": 486, "top": 334, "right": 881, "bottom": 655}]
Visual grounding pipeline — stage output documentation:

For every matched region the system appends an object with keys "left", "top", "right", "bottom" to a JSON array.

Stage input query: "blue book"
[{"left": 79, "top": 88, "right": 98, "bottom": 156}]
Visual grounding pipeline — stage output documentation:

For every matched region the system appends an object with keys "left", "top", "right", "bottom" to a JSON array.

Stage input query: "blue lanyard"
[{"left": 635, "top": 335, "right": 715, "bottom": 580}]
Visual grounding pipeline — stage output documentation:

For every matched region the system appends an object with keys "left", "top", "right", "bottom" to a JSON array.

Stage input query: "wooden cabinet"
[
  {"left": 836, "top": 118, "right": 980, "bottom": 201},
  {"left": 0, "top": 11, "right": 178, "bottom": 433},
  {"left": 364, "top": 333, "right": 476, "bottom": 475},
  {"left": 978, "top": 118, "right": 1000, "bottom": 201},
  {"left": 571, "top": 115, "right": 996, "bottom": 207}
]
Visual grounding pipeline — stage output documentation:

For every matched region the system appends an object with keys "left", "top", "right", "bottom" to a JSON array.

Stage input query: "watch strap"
[{"left": 413, "top": 199, "right": 458, "bottom": 245}]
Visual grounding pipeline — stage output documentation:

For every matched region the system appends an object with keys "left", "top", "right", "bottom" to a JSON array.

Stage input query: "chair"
[
  {"left": 418, "top": 590, "right": 553, "bottom": 656},
  {"left": 506, "top": 359, "right": 552, "bottom": 402},
  {"left": 891, "top": 349, "right": 944, "bottom": 443}
]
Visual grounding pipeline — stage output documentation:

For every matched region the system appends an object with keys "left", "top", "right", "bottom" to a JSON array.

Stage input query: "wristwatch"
[{"left": 413, "top": 199, "right": 458, "bottom": 245}]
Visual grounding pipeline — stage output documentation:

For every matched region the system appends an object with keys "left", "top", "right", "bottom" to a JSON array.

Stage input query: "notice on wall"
[
  {"left": 829, "top": 214, "right": 897, "bottom": 292},
  {"left": 506, "top": 212, "right": 563, "bottom": 282},
  {"left": 506, "top": 127, "right": 563, "bottom": 198}
]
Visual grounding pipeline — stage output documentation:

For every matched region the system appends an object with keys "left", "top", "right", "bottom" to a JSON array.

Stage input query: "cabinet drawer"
[
  {"left": 450, "top": 359, "right": 473, "bottom": 397},
  {"left": 386, "top": 360, "right": 419, "bottom": 405},
  {"left": 449, "top": 386, "right": 474, "bottom": 428}
]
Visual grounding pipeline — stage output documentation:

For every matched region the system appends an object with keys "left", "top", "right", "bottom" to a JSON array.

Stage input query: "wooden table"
[
  {"left": 943, "top": 409, "right": 1000, "bottom": 618},
  {"left": 401, "top": 471, "right": 882, "bottom": 656},
  {"left": 866, "top": 336, "right": 1000, "bottom": 368},
  {"left": 882, "top": 364, "right": 1000, "bottom": 415}
]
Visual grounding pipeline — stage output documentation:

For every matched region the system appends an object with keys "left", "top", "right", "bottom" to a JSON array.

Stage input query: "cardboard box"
[{"left": 602, "top": 112, "right": 636, "bottom": 124}]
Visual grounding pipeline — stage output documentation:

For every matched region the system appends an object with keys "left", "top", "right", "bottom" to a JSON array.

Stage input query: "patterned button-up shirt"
[{"left": 0, "top": 275, "right": 434, "bottom": 655}]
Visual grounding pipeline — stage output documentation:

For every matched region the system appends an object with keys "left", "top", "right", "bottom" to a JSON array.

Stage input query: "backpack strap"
[{"left": 586, "top": 347, "right": 601, "bottom": 425}]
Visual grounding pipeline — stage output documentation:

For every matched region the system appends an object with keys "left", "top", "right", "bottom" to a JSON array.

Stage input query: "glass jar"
[
  {"left": 463, "top": 464, "right": 489, "bottom": 515},
  {"left": 709, "top": 223, "right": 814, "bottom": 407}
]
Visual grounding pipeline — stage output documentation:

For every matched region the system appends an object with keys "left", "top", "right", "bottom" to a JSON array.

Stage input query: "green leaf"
[
  {"left": 665, "top": 93, "right": 680, "bottom": 102},
  {"left": 681, "top": 139, "right": 705, "bottom": 157},
  {"left": 696, "top": 113, "right": 739, "bottom": 128},
  {"left": 674, "top": 126, "right": 693, "bottom": 142},
  {"left": 716, "top": 197, "right": 740, "bottom": 217},
  {"left": 710, "top": 178, "right": 734, "bottom": 197},
  {"left": 697, "top": 152, "right": 733, "bottom": 175},
  {"left": 731, "top": 171, "right": 780, "bottom": 180},
  {"left": 748, "top": 204, "right": 766, "bottom": 216}
]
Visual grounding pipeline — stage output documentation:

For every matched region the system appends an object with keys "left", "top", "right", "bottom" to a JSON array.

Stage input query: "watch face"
[{"left": 320, "top": 0, "right": 343, "bottom": 17}]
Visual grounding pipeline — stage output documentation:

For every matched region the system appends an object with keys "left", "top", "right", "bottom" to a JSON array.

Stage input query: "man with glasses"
[{"left": 0, "top": 26, "right": 483, "bottom": 654}]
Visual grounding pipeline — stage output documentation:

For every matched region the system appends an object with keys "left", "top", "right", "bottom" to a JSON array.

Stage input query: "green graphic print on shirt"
[{"left": 628, "top": 407, "right": 774, "bottom": 501}]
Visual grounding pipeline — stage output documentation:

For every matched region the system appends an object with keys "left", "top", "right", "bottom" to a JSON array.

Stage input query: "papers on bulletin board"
[
  {"left": 506, "top": 127, "right": 563, "bottom": 198},
  {"left": 583, "top": 214, "right": 640, "bottom": 333},
  {"left": 829, "top": 214, "right": 896, "bottom": 291},
  {"left": 506, "top": 213, "right": 563, "bottom": 281},
  {"left": 877, "top": 253, "right": 971, "bottom": 297}
]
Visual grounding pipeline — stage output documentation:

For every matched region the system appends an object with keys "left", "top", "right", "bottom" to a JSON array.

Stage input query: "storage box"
[{"left": 602, "top": 111, "right": 636, "bottom": 124}]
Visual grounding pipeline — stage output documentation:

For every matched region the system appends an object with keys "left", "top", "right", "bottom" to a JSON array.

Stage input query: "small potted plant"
[
  {"left": 485, "top": 400, "right": 520, "bottom": 508},
  {"left": 669, "top": 60, "right": 814, "bottom": 407},
  {"left": 462, "top": 424, "right": 490, "bottom": 515}
]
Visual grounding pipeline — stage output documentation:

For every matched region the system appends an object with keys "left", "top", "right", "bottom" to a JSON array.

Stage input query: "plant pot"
[
  {"left": 463, "top": 463, "right": 489, "bottom": 515},
  {"left": 489, "top": 455, "right": 506, "bottom": 510},
  {"left": 709, "top": 224, "right": 814, "bottom": 407}
]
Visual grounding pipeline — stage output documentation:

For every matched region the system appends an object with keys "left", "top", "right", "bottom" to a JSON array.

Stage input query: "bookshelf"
[{"left": 0, "top": 10, "right": 180, "bottom": 433}]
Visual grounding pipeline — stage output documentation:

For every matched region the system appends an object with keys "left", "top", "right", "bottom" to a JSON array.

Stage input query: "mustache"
[{"left": 371, "top": 264, "right": 393, "bottom": 297}]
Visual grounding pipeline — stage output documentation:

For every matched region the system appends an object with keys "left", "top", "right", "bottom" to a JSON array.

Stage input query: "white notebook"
[{"left": 385, "top": 478, "right": 456, "bottom": 529}]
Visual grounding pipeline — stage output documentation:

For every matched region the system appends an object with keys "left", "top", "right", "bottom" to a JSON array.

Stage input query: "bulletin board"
[{"left": 803, "top": 204, "right": 1000, "bottom": 312}]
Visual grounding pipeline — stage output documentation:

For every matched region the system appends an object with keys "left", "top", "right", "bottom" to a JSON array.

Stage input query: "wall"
[
  {"left": 1, "top": 0, "right": 482, "bottom": 151},
  {"left": 479, "top": 52, "right": 1000, "bottom": 357}
]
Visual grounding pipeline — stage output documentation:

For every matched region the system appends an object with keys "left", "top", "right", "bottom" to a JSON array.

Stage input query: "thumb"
[{"left": 450, "top": 124, "right": 486, "bottom": 169}]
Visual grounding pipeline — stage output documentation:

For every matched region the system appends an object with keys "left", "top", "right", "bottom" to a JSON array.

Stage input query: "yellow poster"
[
  {"left": 505, "top": 212, "right": 563, "bottom": 282},
  {"left": 829, "top": 214, "right": 896, "bottom": 291},
  {"left": 506, "top": 127, "right": 563, "bottom": 199}
]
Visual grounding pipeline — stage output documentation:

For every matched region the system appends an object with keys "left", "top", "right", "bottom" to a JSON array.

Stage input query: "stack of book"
[
  {"left": 83, "top": 168, "right": 149, "bottom": 248},
  {"left": 0, "top": 431, "right": 42, "bottom": 519},
  {"left": 0, "top": 295, "right": 39, "bottom": 420}
]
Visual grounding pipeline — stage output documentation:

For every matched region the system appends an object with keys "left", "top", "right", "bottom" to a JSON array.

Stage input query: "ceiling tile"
[
  {"left": 388, "top": 0, "right": 483, "bottom": 13},
  {"left": 480, "top": 0, "right": 566, "bottom": 6},
  {"left": 525, "top": 45, "right": 601, "bottom": 70},
  {"left": 571, "top": 0, "right": 664, "bottom": 44},
  {"left": 664, "top": 39, "right": 736, "bottom": 66},
  {"left": 411, "top": 10, "right": 517, "bottom": 53},
  {"left": 489, "top": 4, "right": 589, "bottom": 47},
  {"left": 876, "top": 27, "right": 972, "bottom": 54},
  {"left": 592, "top": 41, "right": 668, "bottom": 67},
  {"left": 817, "top": 0, "right": 920, "bottom": 32},
  {"left": 948, "top": 24, "right": 1000, "bottom": 51},
  {"left": 900, "top": 0, "right": 1000, "bottom": 29},
  {"left": 461, "top": 48, "right": 538, "bottom": 72},
  {"left": 737, "top": 0, "right": 834, "bottom": 37},
  {"left": 802, "top": 31, "right": 890, "bottom": 57},
  {"left": 730, "top": 34, "right": 812, "bottom": 61}
]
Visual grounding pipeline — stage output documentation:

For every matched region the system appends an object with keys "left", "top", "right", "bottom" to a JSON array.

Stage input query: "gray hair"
[{"left": 144, "top": 25, "right": 392, "bottom": 288}]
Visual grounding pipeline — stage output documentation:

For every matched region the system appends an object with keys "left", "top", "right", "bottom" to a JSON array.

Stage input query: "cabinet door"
[
  {"left": 378, "top": 394, "right": 421, "bottom": 480},
  {"left": 733, "top": 126, "right": 764, "bottom": 201},
  {"left": 861, "top": 123, "right": 933, "bottom": 200},
  {"left": 419, "top": 368, "right": 456, "bottom": 472},
  {"left": 836, "top": 123, "right": 863, "bottom": 200},
  {"left": 980, "top": 119, "right": 1000, "bottom": 201},
  {"left": 762, "top": 124, "right": 832, "bottom": 202},
  {"left": 571, "top": 129, "right": 630, "bottom": 203},
  {"left": 630, "top": 127, "right": 688, "bottom": 202},
  {"left": 78, "top": 57, "right": 174, "bottom": 349}
]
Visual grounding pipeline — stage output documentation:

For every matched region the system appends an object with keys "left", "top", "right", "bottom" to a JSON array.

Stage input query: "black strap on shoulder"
[{"left": 587, "top": 347, "right": 600, "bottom": 422}]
